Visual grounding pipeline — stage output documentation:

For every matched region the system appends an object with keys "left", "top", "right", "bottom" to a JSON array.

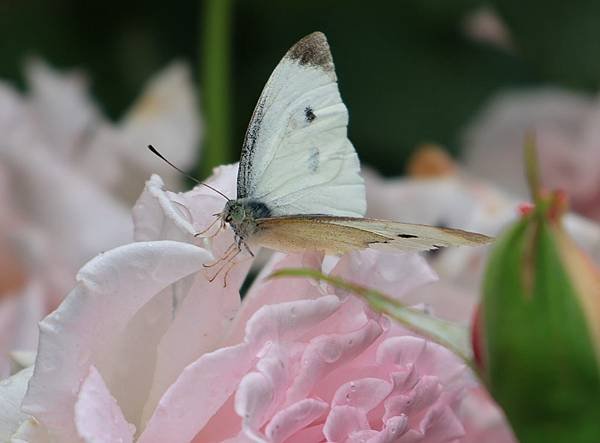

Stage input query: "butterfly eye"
[{"left": 225, "top": 215, "right": 232, "bottom": 223}]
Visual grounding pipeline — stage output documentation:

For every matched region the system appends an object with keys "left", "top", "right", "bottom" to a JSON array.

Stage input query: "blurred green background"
[{"left": 2, "top": 0, "right": 599, "bottom": 176}]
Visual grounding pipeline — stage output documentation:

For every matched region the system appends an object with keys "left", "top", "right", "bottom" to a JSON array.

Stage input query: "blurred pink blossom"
[
  {"left": 1, "top": 165, "right": 489, "bottom": 442},
  {"left": 462, "top": 7, "right": 513, "bottom": 51},
  {"left": 0, "top": 59, "right": 201, "bottom": 377},
  {"left": 463, "top": 88, "right": 600, "bottom": 221}
]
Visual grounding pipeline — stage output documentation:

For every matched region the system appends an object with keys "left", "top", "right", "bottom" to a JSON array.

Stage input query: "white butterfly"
[
  {"left": 218, "top": 32, "right": 491, "bottom": 257},
  {"left": 151, "top": 31, "right": 491, "bottom": 266}
]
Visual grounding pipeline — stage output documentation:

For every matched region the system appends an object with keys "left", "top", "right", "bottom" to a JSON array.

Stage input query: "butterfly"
[{"left": 150, "top": 31, "right": 491, "bottom": 271}]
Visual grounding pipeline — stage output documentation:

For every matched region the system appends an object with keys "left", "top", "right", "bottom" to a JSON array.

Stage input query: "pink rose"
[{"left": 1, "top": 165, "right": 479, "bottom": 442}]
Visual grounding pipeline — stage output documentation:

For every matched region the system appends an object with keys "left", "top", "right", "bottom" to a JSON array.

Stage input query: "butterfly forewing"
[{"left": 237, "top": 32, "right": 365, "bottom": 218}]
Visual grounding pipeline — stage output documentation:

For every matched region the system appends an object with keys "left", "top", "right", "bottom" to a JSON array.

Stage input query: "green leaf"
[
  {"left": 269, "top": 268, "right": 472, "bottom": 364},
  {"left": 483, "top": 214, "right": 600, "bottom": 442}
]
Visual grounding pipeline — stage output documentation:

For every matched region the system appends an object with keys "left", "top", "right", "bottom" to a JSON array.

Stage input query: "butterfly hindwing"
[
  {"left": 252, "top": 215, "right": 492, "bottom": 255},
  {"left": 237, "top": 32, "right": 365, "bottom": 218}
]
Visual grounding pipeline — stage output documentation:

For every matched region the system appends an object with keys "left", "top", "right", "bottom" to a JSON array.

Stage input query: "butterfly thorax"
[{"left": 222, "top": 199, "right": 272, "bottom": 243}]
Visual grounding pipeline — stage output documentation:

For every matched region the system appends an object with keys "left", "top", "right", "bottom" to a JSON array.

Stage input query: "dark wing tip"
[{"left": 286, "top": 31, "right": 334, "bottom": 71}]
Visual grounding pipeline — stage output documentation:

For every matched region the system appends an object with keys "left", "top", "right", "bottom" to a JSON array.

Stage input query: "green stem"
[
  {"left": 524, "top": 131, "right": 542, "bottom": 205},
  {"left": 199, "top": 0, "right": 233, "bottom": 179}
]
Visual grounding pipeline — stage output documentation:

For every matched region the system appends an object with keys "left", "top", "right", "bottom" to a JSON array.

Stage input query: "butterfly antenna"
[{"left": 147, "top": 145, "right": 230, "bottom": 201}]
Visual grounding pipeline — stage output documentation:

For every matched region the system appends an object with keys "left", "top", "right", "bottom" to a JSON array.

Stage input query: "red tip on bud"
[{"left": 518, "top": 202, "right": 535, "bottom": 217}]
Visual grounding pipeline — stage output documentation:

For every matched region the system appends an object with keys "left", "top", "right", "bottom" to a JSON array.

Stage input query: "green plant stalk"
[
  {"left": 524, "top": 131, "right": 542, "bottom": 205},
  {"left": 199, "top": 0, "right": 233, "bottom": 179}
]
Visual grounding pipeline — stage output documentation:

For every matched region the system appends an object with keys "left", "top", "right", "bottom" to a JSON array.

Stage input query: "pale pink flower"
[
  {"left": 462, "top": 88, "right": 600, "bottom": 221},
  {"left": 0, "top": 59, "right": 201, "bottom": 377},
  {"left": 1, "top": 165, "right": 480, "bottom": 442}
]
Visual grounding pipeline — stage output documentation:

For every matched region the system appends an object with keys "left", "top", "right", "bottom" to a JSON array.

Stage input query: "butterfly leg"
[
  {"left": 194, "top": 214, "right": 223, "bottom": 238},
  {"left": 203, "top": 241, "right": 238, "bottom": 268},
  {"left": 207, "top": 247, "right": 242, "bottom": 285},
  {"left": 222, "top": 252, "right": 253, "bottom": 288}
]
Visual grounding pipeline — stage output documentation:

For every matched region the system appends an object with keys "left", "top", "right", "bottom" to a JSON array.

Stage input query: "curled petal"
[
  {"left": 323, "top": 405, "right": 369, "bottom": 442},
  {"left": 376, "top": 336, "right": 468, "bottom": 389},
  {"left": 265, "top": 399, "right": 328, "bottom": 443},
  {"left": 399, "top": 404, "right": 464, "bottom": 443},
  {"left": 331, "top": 377, "right": 392, "bottom": 412},
  {"left": 133, "top": 174, "right": 198, "bottom": 243},
  {"left": 348, "top": 415, "right": 409, "bottom": 443},
  {"left": 236, "top": 371, "right": 274, "bottom": 437},
  {"left": 384, "top": 376, "right": 442, "bottom": 421},
  {"left": 285, "top": 320, "right": 383, "bottom": 405},
  {"left": 244, "top": 295, "right": 341, "bottom": 347}
]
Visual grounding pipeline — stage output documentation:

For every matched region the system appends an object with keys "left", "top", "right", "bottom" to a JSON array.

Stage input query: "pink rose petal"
[
  {"left": 138, "top": 344, "right": 256, "bottom": 443},
  {"left": 331, "top": 377, "right": 393, "bottom": 412},
  {"left": 285, "top": 320, "right": 383, "bottom": 405},
  {"left": 323, "top": 405, "right": 369, "bottom": 442},
  {"left": 0, "top": 367, "right": 33, "bottom": 440},
  {"left": 235, "top": 371, "right": 274, "bottom": 436},
  {"left": 74, "top": 366, "right": 135, "bottom": 443},
  {"left": 141, "top": 274, "right": 241, "bottom": 426},
  {"left": 376, "top": 336, "right": 468, "bottom": 389},
  {"left": 10, "top": 417, "right": 50, "bottom": 443},
  {"left": 225, "top": 251, "right": 325, "bottom": 345},
  {"left": 282, "top": 423, "right": 324, "bottom": 443},
  {"left": 399, "top": 404, "right": 465, "bottom": 443},
  {"left": 265, "top": 398, "right": 328, "bottom": 443},
  {"left": 332, "top": 249, "right": 437, "bottom": 298},
  {"left": 22, "top": 241, "right": 211, "bottom": 442},
  {"left": 348, "top": 415, "right": 409, "bottom": 443},
  {"left": 244, "top": 295, "right": 341, "bottom": 346},
  {"left": 133, "top": 175, "right": 198, "bottom": 243}
]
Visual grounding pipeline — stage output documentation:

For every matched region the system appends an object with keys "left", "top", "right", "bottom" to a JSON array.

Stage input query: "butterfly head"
[
  {"left": 223, "top": 200, "right": 246, "bottom": 225},
  {"left": 222, "top": 199, "right": 272, "bottom": 240}
]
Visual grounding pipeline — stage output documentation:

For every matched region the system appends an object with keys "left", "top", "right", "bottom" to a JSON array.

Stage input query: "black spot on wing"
[
  {"left": 286, "top": 32, "right": 334, "bottom": 71},
  {"left": 304, "top": 106, "right": 316, "bottom": 123},
  {"left": 397, "top": 234, "right": 419, "bottom": 239}
]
